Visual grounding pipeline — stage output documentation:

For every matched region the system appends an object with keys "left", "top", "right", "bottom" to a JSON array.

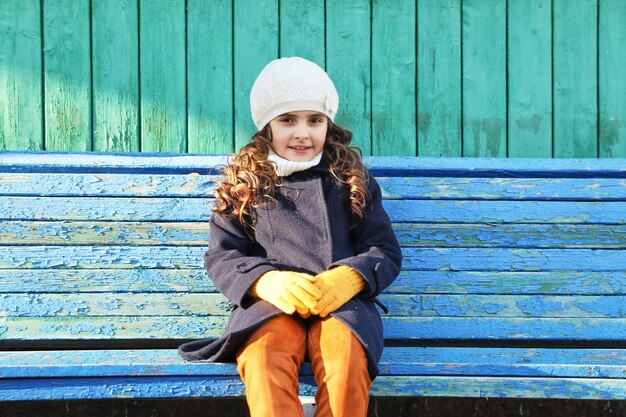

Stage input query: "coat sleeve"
[
  {"left": 330, "top": 173, "right": 403, "bottom": 299},
  {"left": 205, "top": 212, "right": 284, "bottom": 308}
]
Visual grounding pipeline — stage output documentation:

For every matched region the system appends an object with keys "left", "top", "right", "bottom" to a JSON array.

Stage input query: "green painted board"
[
  {"left": 599, "top": 0, "right": 626, "bottom": 157},
  {"left": 462, "top": 0, "right": 507, "bottom": 157},
  {"left": 372, "top": 0, "right": 416, "bottom": 156},
  {"left": 508, "top": 0, "right": 552, "bottom": 157},
  {"left": 553, "top": 0, "right": 598, "bottom": 158},
  {"left": 326, "top": 0, "right": 371, "bottom": 155},
  {"left": 279, "top": 0, "right": 324, "bottom": 64},
  {"left": 0, "top": 0, "right": 43, "bottom": 151},
  {"left": 233, "top": 0, "right": 278, "bottom": 150},
  {"left": 187, "top": 0, "right": 233, "bottom": 154},
  {"left": 43, "top": 0, "right": 91, "bottom": 151},
  {"left": 139, "top": 0, "right": 186, "bottom": 153},
  {"left": 92, "top": 0, "right": 139, "bottom": 152},
  {"left": 417, "top": 0, "right": 462, "bottom": 157}
]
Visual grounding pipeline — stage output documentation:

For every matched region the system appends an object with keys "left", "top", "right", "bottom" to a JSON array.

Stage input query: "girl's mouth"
[{"left": 289, "top": 146, "right": 311, "bottom": 153}]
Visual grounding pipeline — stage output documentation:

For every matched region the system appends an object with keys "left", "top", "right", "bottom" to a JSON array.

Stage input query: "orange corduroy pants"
[{"left": 236, "top": 314, "right": 372, "bottom": 417}]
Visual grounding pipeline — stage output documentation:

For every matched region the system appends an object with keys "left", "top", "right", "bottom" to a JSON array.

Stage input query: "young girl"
[{"left": 179, "top": 57, "right": 402, "bottom": 417}]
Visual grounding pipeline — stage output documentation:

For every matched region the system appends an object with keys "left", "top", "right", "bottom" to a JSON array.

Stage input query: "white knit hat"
[{"left": 250, "top": 57, "right": 339, "bottom": 130}]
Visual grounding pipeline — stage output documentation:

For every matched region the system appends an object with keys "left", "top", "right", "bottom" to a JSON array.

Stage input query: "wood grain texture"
[
  {"left": 599, "top": 0, "right": 626, "bottom": 157},
  {"left": 187, "top": 0, "right": 233, "bottom": 154},
  {"left": 417, "top": 0, "right": 462, "bottom": 157},
  {"left": 91, "top": 0, "right": 139, "bottom": 152},
  {"left": 553, "top": 0, "right": 598, "bottom": 157},
  {"left": 0, "top": 0, "right": 43, "bottom": 151},
  {"left": 372, "top": 0, "right": 416, "bottom": 155},
  {"left": 43, "top": 0, "right": 91, "bottom": 151},
  {"left": 2, "top": 152, "right": 626, "bottom": 401},
  {"left": 507, "top": 0, "right": 552, "bottom": 157},
  {"left": 462, "top": 0, "right": 507, "bottom": 157},
  {"left": 279, "top": 0, "right": 325, "bottom": 64},
  {"left": 233, "top": 0, "right": 278, "bottom": 150},
  {"left": 139, "top": 0, "right": 186, "bottom": 152},
  {"left": 326, "top": 0, "right": 371, "bottom": 154}
]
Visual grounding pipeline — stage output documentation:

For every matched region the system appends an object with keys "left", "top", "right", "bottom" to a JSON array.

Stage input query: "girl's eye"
[
  {"left": 279, "top": 118, "right": 294, "bottom": 123},
  {"left": 309, "top": 118, "right": 323, "bottom": 124}
]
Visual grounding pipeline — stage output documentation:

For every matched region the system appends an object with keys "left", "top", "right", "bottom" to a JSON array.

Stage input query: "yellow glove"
[
  {"left": 310, "top": 266, "right": 366, "bottom": 318},
  {"left": 250, "top": 270, "right": 321, "bottom": 315}
]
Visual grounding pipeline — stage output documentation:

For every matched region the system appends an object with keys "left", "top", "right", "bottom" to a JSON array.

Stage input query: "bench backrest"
[{"left": 1, "top": 152, "right": 625, "bottom": 349}]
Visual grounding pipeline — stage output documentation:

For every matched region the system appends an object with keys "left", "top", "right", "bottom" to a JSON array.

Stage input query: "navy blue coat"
[{"left": 178, "top": 157, "right": 402, "bottom": 379}]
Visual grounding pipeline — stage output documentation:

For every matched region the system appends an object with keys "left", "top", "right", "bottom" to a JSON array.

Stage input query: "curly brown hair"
[{"left": 213, "top": 119, "right": 369, "bottom": 229}]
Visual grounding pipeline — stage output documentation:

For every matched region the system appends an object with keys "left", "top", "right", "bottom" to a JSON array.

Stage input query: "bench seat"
[
  {"left": 1, "top": 151, "right": 625, "bottom": 403},
  {"left": 1, "top": 347, "right": 626, "bottom": 400}
]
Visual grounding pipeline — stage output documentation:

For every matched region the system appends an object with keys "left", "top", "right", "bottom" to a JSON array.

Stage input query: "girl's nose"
[{"left": 294, "top": 123, "right": 310, "bottom": 140}]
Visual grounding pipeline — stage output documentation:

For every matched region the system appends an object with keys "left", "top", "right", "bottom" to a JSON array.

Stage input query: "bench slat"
[
  {"left": 2, "top": 347, "right": 625, "bottom": 378},
  {"left": 1, "top": 375, "right": 624, "bottom": 400},
  {"left": 3, "top": 270, "right": 625, "bottom": 295},
  {"left": 3, "top": 316, "right": 626, "bottom": 341},
  {"left": 3, "top": 197, "right": 626, "bottom": 224},
  {"left": 0, "top": 221, "right": 210, "bottom": 246},
  {"left": 2, "top": 293, "right": 624, "bottom": 319},
  {"left": 2, "top": 221, "right": 625, "bottom": 249},
  {"left": 3, "top": 173, "right": 625, "bottom": 200},
  {"left": 378, "top": 177, "right": 626, "bottom": 200},
  {"left": 0, "top": 173, "right": 217, "bottom": 197},
  {"left": 2, "top": 247, "right": 625, "bottom": 271}
]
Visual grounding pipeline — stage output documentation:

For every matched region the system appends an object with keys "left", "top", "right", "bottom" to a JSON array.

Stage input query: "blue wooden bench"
[{"left": 1, "top": 151, "right": 625, "bottom": 401}]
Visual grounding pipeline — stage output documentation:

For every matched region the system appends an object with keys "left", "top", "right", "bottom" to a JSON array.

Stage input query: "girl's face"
[{"left": 268, "top": 111, "right": 327, "bottom": 162}]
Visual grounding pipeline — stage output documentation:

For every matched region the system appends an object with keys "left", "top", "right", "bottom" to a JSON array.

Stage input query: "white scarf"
[{"left": 267, "top": 150, "right": 323, "bottom": 177}]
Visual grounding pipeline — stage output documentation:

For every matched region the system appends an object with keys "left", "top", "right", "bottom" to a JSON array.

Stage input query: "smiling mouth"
[{"left": 289, "top": 146, "right": 311, "bottom": 151}]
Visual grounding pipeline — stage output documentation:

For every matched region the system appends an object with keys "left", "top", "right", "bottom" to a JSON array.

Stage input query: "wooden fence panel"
[{"left": 1, "top": 0, "right": 625, "bottom": 157}]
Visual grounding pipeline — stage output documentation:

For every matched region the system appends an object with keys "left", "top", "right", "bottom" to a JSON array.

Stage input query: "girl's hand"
[
  {"left": 250, "top": 270, "right": 321, "bottom": 315},
  {"left": 310, "top": 266, "right": 366, "bottom": 318}
]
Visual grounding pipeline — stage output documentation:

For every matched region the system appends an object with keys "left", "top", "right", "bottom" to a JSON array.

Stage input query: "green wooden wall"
[{"left": 1, "top": 0, "right": 625, "bottom": 157}]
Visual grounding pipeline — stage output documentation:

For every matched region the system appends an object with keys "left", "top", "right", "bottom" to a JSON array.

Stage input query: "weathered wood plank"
[
  {"left": 2, "top": 221, "right": 624, "bottom": 249},
  {"left": 187, "top": 0, "right": 233, "bottom": 154},
  {"left": 462, "top": 0, "right": 507, "bottom": 157},
  {"left": 2, "top": 316, "right": 626, "bottom": 342},
  {"left": 0, "top": 196, "right": 212, "bottom": 221},
  {"left": 380, "top": 294, "right": 626, "bottom": 319},
  {"left": 0, "top": 173, "right": 217, "bottom": 197},
  {"left": 0, "top": 221, "right": 209, "bottom": 246},
  {"left": 553, "top": 0, "right": 598, "bottom": 157},
  {"left": 4, "top": 173, "right": 626, "bottom": 200},
  {"left": 326, "top": 0, "right": 371, "bottom": 154},
  {"left": 372, "top": 0, "right": 416, "bottom": 155},
  {"left": 508, "top": 0, "right": 552, "bottom": 157},
  {"left": 43, "top": 0, "right": 91, "bottom": 151},
  {"left": 0, "top": 293, "right": 229, "bottom": 317},
  {"left": 378, "top": 177, "right": 626, "bottom": 200},
  {"left": 599, "top": 0, "right": 626, "bottom": 158},
  {"left": 279, "top": 0, "right": 325, "bottom": 64},
  {"left": 139, "top": 0, "right": 186, "bottom": 152},
  {"left": 393, "top": 223, "right": 626, "bottom": 249},
  {"left": 3, "top": 197, "right": 626, "bottom": 224},
  {"left": 0, "top": 374, "right": 624, "bottom": 401},
  {"left": 417, "top": 0, "right": 462, "bottom": 157},
  {"left": 2, "top": 246, "right": 625, "bottom": 272},
  {"left": 91, "top": 0, "right": 140, "bottom": 152},
  {"left": 2, "top": 269, "right": 625, "bottom": 296},
  {"left": 233, "top": 0, "right": 278, "bottom": 150},
  {"left": 383, "top": 317, "right": 626, "bottom": 341},
  {"left": 0, "top": 0, "right": 43, "bottom": 151},
  {"left": 2, "top": 293, "right": 623, "bottom": 319},
  {"left": 2, "top": 153, "right": 626, "bottom": 178},
  {"left": 3, "top": 347, "right": 625, "bottom": 379},
  {"left": 390, "top": 271, "right": 626, "bottom": 296},
  {"left": 0, "top": 316, "right": 226, "bottom": 340},
  {"left": 0, "top": 269, "right": 215, "bottom": 293},
  {"left": 385, "top": 200, "right": 626, "bottom": 224}
]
